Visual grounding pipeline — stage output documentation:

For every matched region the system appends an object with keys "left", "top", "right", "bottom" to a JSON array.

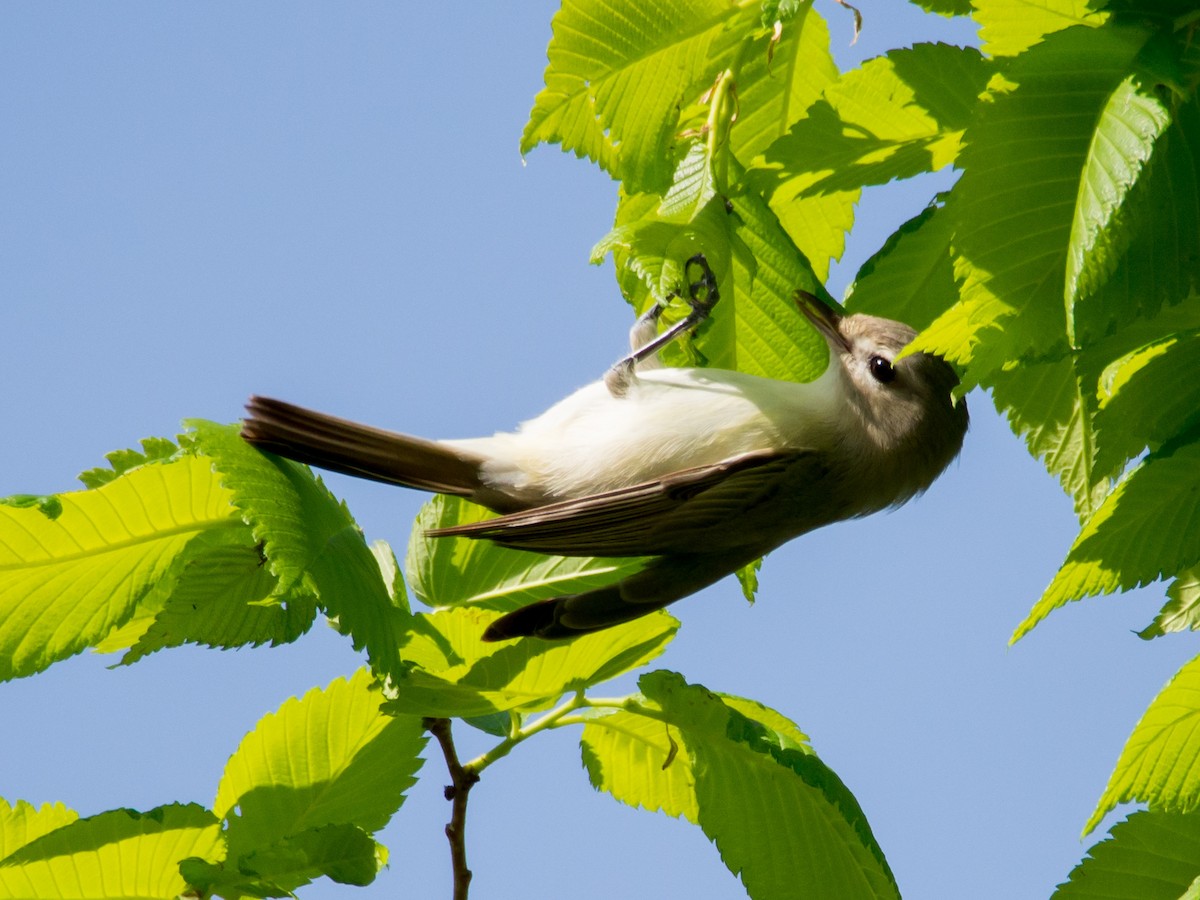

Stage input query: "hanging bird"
[{"left": 242, "top": 258, "right": 967, "bottom": 640}]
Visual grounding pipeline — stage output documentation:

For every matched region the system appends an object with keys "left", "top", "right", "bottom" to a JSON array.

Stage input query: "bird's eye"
[{"left": 869, "top": 355, "right": 896, "bottom": 384}]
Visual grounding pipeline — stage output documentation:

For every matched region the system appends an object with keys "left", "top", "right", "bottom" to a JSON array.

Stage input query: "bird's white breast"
[{"left": 446, "top": 363, "right": 845, "bottom": 501}]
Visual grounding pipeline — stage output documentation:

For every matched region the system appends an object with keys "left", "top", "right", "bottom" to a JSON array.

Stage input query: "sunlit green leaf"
[
  {"left": 989, "top": 356, "right": 1108, "bottom": 522},
  {"left": 1139, "top": 565, "right": 1200, "bottom": 640},
  {"left": 1073, "top": 88, "right": 1200, "bottom": 343},
  {"left": 973, "top": 0, "right": 1107, "bottom": 57},
  {"left": 1094, "top": 329, "right": 1200, "bottom": 478},
  {"left": 177, "top": 857, "right": 289, "bottom": 899},
  {"left": 735, "top": 557, "right": 761, "bottom": 603},
  {"left": 406, "top": 495, "right": 645, "bottom": 612},
  {"left": 386, "top": 605, "right": 677, "bottom": 718},
  {"left": 1014, "top": 436, "right": 1200, "bottom": 641},
  {"left": 0, "top": 801, "right": 77, "bottom": 863},
  {"left": 747, "top": 38, "right": 992, "bottom": 290},
  {"left": 594, "top": 173, "right": 830, "bottom": 382},
  {"left": 100, "top": 527, "right": 318, "bottom": 665},
  {"left": 720, "top": 177, "right": 834, "bottom": 380},
  {"left": 1065, "top": 70, "right": 1171, "bottom": 326},
  {"left": 658, "top": 141, "right": 719, "bottom": 223},
  {"left": 0, "top": 453, "right": 238, "bottom": 681},
  {"left": 752, "top": 43, "right": 990, "bottom": 197},
  {"left": 913, "top": 21, "right": 1159, "bottom": 383},
  {"left": 1054, "top": 810, "right": 1200, "bottom": 898},
  {"left": 584, "top": 671, "right": 897, "bottom": 900},
  {"left": 0, "top": 805, "right": 222, "bottom": 899},
  {"left": 76, "top": 437, "right": 180, "bottom": 490},
  {"left": 214, "top": 669, "right": 426, "bottom": 867},
  {"left": 732, "top": 6, "right": 849, "bottom": 279},
  {"left": 190, "top": 421, "right": 404, "bottom": 681},
  {"left": 596, "top": 188, "right": 731, "bottom": 321},
  {"left": 771, "top": 191, "right": 858, "bottom": 285},
  {"left": 1087, "top": 653, "right": 1200, "bottom": 833},
  {"left": 521, "top": 0, "right": 761, "bottom": 192},
  {"left": 845, "top": 199, "right": 959, "bottom": 329},
  {"left": 581, "top": 706, "right": 699, "bottom": 820},
  {"left": 368, "top": 539, "right": 408, "bottom": 612},
  {"left": 729, "top": 5, "right": 836, "bottom": 164}
]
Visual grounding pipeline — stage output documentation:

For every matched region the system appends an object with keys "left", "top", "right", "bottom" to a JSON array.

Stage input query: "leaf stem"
[
  {"left": 706, "top": 69, "right": 736, "bottom": 191},
  {"left": 464, "top": 691, "right": 590, "bottom": 774},
  {"left": 423, "top": 717, "right": 479, "bottom": 900}
]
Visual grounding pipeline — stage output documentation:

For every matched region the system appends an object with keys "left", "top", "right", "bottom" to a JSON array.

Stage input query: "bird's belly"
[{"left": 455, "top": 367, "right": 841, "bottom": 501}]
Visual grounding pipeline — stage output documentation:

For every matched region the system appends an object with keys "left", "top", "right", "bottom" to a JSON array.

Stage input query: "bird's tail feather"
[{"left": 242, "top": 396, "right": 487, "bottom": 500}]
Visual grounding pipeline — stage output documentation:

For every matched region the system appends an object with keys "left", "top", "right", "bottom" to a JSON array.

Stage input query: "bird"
[{"left": 242, "top": 262, "right": 967, "bottom": 641}]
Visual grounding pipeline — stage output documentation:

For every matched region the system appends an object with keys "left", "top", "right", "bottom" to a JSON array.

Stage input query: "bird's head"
[{"left": 796, "top": 291, "right": 969, "bottom": 493}]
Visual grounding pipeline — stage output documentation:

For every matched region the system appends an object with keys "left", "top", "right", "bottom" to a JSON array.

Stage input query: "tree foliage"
[{"left": 2, "top": 0, "right": 1200, "bottom": 897}]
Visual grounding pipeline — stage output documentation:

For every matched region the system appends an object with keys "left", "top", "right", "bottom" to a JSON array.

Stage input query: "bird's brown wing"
[{"left": 427, "top": 448, "right": 830, "bottom": 557}]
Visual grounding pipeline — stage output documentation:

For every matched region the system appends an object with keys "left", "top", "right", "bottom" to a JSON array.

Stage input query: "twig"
[{"left": 423, "top": 717, "right": 480, "bottom": 900}]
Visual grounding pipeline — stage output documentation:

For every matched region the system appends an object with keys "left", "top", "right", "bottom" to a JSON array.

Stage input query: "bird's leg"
[
  {"left": 605, "top": 254, "right": 721, "bottom": 397},
  {"left": 626, "top": 299, "right": 669, "bottom": 366},
  {"left": 623, "top": 254, "right": 720, "bottom": 365}
]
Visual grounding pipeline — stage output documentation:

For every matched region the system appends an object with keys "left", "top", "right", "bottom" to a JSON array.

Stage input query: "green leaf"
[
  {"left": 406, "top": 495, "right": 646, "bottom": 611},
  {"left": 0, "top": 452, "right": 239, "bottom": 681},
  {"left": 1064, "top": 69, "right": 1172, "bottom": 325},
  {"left": 728, "top": 5, "right": 836, "bottom": 165},
  {"left": 991, "top": 267, "right": 1200, "bottom": 526},
  {"left": 1139, "top": 565, "right": 1200, "bottom": 640},
  {"left": 731, "top": 6, "right": 849, "bottom": 279},
  {"left": 1073, "top": 87, "right": 1200, "bottom": 343},
  {"left": 1087, "top": 653, "right": 1200, "bottom": 833},
  {"left": 76, "top": 437, "right": 180, "bottom": 489},
  {"left": 596, "top": 188, "right": 728, "bottom": 323},
  {"left": 581, "top": 705, "right": 699, "bottom": 819},
  {"left": 989, "top": 355, "right": 1108, "bottom": 522},
  {"left": 912, "top": 22, "right": 1159, "bottom": 383},
  {"left": 100, "top": 527, "right": 319, "bottom": 665},
  {"left": 911, "top": 0, "right": 973, "bottom": 15},
  {"left": 190, "top": 421, "right": 404, "bottom": 682},
  {"left": 769, "top": 191, "right": 858, "bottom": 286},
  {"left": 386, "top": 605, "right": 677, "bottom": 718},
  {"left": 583, "top": 671, "right": 898, "bottom": 900},
  {"left": 748, "top": 39, "right": 990, "bottom": 285},
  {"left": 0, "top": 801, "right": 77, "bottom": 862},
  {"left": 720, "top": 178, "right": 834, "bottom": 380},
  {"left": 973, "top": 0, "right": 1108, "bottom": 57},
  {"left": 237, "top": 824, "right": 383, "bottom": 889},
  {"left": 1053, "top": 810, "right": 1200, "bottom": 899},
  {"left": 735, "top": 557, "right": 761, "bottom": 603},
  {"left": 368, "top": 539, "right": 408, "bottom": 612},
  {"left": 0, "top": 805, "right": 222, "bottom": 899},
  {"left": 752, "top": 43, "right": 991, "bottom": 197},
  {"left": 1094, "top": 329, "right": 1200, "bottom": 478},
  {"left": 177, "top": 857, "right": 290, "bottom": 899},
  {"left": 595, "top": 174, "right": 831, "bottom": 385},
  {"left": 521, "top": 0, "right": 761, "bottom": 192},
  {"left": 214, "top": 669, "right": 426, "bottom": 864},
  {"left": 845, "top": 199, "right": 959, "bottom": 331},
  {"left": 658, "top": 140, "right": 719, "bottom": 223},
  {"left": 1013, "top": 436, "right": 1200, "bottom": 641}
]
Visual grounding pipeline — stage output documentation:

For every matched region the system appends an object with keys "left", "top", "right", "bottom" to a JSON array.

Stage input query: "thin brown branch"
[{"left": 424, "top": 717, "right": 480, "bottom": 900}]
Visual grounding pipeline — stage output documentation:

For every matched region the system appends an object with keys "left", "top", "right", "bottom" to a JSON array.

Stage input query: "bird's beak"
[{"left": 795, "top": 290, "right": 851, "bottom": 353}]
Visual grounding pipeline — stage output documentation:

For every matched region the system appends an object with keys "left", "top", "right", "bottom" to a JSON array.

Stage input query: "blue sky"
[{"left": 1, "top": 3, "right": 1194, "bottom": 898}]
